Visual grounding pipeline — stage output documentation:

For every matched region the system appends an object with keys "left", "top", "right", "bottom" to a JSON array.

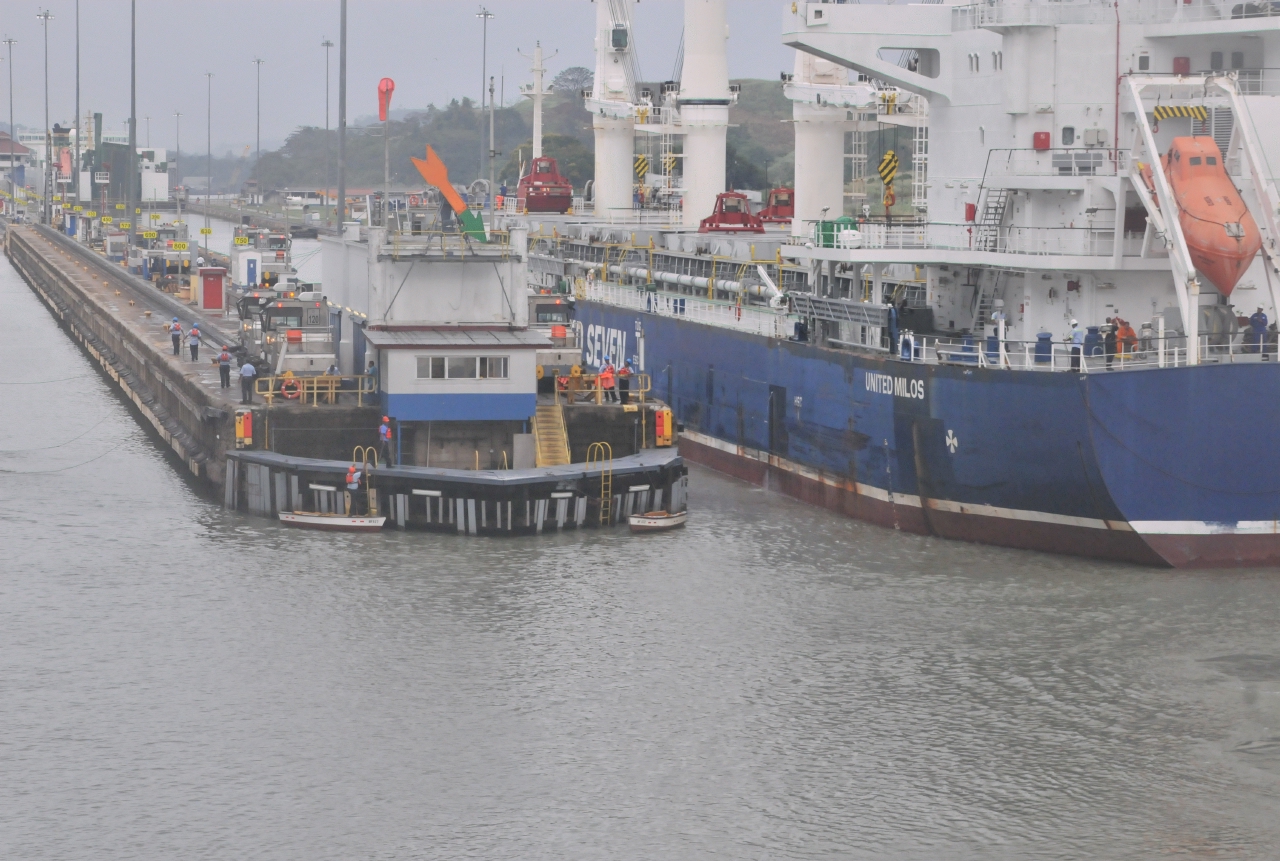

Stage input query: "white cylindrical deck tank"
[
  {"left": 679, "top": 0, "right": 731, "bottom": 227},
  {"left": 593, "top": 116, "right": 634, "bottom": 221},
  {"left": 791, "top": 53, "right": 848, "bottom": 235},
  {"left": 591, "top": 0, "right": 638, "bottom": 221}
]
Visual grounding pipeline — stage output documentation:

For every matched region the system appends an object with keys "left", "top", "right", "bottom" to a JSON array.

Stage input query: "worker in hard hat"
[
  {"left": 379, "top": 416, "right": 394, "bottom": 466},
  {"left": 169, "top": 317, "right": 183, "bottom": 356},
  {"left": 1067, "top": 320, "right": 1084, "bottom": 372}
]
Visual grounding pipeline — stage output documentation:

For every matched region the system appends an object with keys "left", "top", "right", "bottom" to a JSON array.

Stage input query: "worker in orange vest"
[{"left": 598, "top": 357, "right": 617, "bottom": 403}]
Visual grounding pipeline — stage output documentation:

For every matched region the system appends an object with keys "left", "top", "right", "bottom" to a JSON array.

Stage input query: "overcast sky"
[{"left": 2, "top": 0, "right": 792, "bottom": 155}]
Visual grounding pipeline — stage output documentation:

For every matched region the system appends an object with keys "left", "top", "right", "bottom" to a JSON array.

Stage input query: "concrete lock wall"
[{"left": 6, "top": 225, "right": 235, "bottom": 486}]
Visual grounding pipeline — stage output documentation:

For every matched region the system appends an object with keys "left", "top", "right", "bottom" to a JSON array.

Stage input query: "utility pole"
[
  {"left": 3, "top": 39, "right": 15, "bottom": 217},
  {"left": 127, "top": 0, "right": 137, "bottom": 247},
  {"left": 37, "top": 9, "right": 53, "bottom": 225},
  {"left": 519, "top": 42, "right": 557, "bottom": 160},
  {"left": 337, "top": 0, "right": 347, "bottom": 226},
  {"left": 476, "top": 7, "right": 494, "bottom": 182},
  {"left": 322, "top": 38, "right": 333, "bottom": 226},
  {"left": 253, "top": 58, "right": 264, "bottom": 205}
]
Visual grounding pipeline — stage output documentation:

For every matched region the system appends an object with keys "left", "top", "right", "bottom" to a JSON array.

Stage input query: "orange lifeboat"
[{"left": 1144, "top": 137, "right": 1261, "bottom": 297}]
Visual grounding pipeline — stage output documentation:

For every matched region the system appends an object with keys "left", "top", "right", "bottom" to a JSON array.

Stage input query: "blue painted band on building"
[{"left": 383, "top": 393, "right": 535, "bottom": 422}]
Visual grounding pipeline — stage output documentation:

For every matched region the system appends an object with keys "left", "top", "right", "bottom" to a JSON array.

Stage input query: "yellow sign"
[
  {"left": 172, "top": 242, "right": 189, "bottom": 251},
  {"left": 142, "top": 231, "right": 158, "bottom": 239},
  {"left": 85, "top": 210, "right": 97, "bottom": 218},
  {"left": 115, "top": 203, "right": 125, "bottom": 210},
  {"left": 199, "top": 227, "right": 213, "bottom": 235},
  {"left": 101, "top": 216, "right": 114, "bottom": 224},
  {"left": 150, "top": 213, "right": 161, "bottom": 220},
  {"left": 73, "top": 205, "right": 83, "bottom": 212},
  {"left": 119, "top": 222, "right": 131, "bottom": 229},
  {"left": 53, "top": 194, "right": 62, "bottom": 201},
  {"left": 136, "top": 208, "right": 141, "bottom": 214},
  {"left": 234, "top": 236, "right": 250, "bottom": 245}
]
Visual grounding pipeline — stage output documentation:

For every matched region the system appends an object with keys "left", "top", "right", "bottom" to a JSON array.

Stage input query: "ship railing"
[
  {"left": 1121, "top": 0, "right": 1280, "bottom": 25},
  {"left": 254, "top": 373, "right": 375, "bottom": 406},
  {"left": 383, "top": 229, "right": 512, "bottom": 259},
  {"left": 798, "top": 221, "right": 1132, "bottom": 258},
  {"left": 900, "top": 334, "right": 1202, "bottom": 372},
  {"left": 982, "top": 148, "right": 1126, "bottom": 179},
  {"left": 953, "top": 0, "right": 1115, "bottom": 29},
  {"left": 583, "top": 280, "right": 794, "bottom": 339}
]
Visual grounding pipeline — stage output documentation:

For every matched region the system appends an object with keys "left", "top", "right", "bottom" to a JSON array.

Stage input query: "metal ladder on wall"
[
  {"left": 973, "top": 187, "right": 1009, "bottom": 251},
  {"left": 532, "top": 404, "right": 571, "bottom": 467},
  {"left": 587, "top": 441, "right": 613, "bottom": 525}
]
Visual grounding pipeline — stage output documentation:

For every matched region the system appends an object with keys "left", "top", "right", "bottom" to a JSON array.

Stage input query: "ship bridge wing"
[{"left": 782, "top": 1, "right": 955, "bottom": 101}]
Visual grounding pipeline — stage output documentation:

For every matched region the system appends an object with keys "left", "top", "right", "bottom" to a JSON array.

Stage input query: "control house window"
[{"left": 416, "top": 356, "right": 509, "bottom": 380}]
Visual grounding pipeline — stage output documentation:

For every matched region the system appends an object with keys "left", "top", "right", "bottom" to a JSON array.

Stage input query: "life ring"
[
  {"left": 536, "top": 364, "right": 545, "bottom": 380},
  {"left": 409, "top": 194, "right": 420, "bottom": 207},
  {"left": 281, "top": 378, "right": 301, "bottom": 399}
]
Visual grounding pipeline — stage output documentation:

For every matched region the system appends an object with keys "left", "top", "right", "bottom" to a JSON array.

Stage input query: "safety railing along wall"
[{"left": 582, "top": 280, "right": 794, "bottom": 339}]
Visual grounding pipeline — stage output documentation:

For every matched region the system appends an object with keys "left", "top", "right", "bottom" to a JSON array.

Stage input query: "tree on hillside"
[{"left": 552, "top": 66, "right": 593, "bottom": 94}]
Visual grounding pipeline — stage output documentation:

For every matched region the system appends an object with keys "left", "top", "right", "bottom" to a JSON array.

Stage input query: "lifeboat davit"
[
  {"left": 515, "top": 156, "right": 573, "bottom": 214},
  {"left": 1147, "top": 136, "right": 1262, "bottom": 297}
]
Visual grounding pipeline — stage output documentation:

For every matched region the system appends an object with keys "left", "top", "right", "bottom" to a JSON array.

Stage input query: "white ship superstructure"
[{"left": 784, "top": 0, "right": 1280, "bottom": 358}]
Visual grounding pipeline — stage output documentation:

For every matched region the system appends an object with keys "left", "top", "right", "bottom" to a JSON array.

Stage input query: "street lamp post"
[
  {"left": 322, "top": 38, "right": 333, "bottom": 225},
  {"left": 253, "top": 58, "right": 264, "bottom": 205},
  {"left": 337, "top": 0, "right": 347, "bottom": 226},
  {"left": 205, "top": 72, "right": 212, "bottom": 244},
  {"left": 127, "top": 0, "right": 137, "bottom": 248},
  {"left": 3, "top": 38, "right": 16, "bottom": 218},
  {"left": 476, "top": 7, "right": 494, "bottom": 182},
  {"left": 174, "top": 111, "right": 181, "bottom": 217},
  {"left": 74, "top": 0, "right": 80, "bottom": 205},
  {"left": 37, "top": 9, "right": 53, "bottom": 225}
]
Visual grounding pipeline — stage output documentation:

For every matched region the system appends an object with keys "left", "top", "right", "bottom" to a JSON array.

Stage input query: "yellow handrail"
[{"left": 255, "top": 373, "right": 373, "bottom": 406}]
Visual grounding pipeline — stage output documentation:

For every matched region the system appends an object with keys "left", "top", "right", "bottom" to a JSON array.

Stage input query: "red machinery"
[
  {"left": 698, "top": 191, "right": 765, "bottom": 234},
  {"left": 757, "top": 187, "right": 795, "bottom": 224},
  {"left": 516, "top": 156, "right": 574, "bottom": 214}
]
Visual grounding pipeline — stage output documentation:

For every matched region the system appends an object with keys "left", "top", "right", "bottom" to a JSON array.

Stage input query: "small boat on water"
[
  {"left": 279, "top": 511, "right": 387, "bottom": 532},
  {"left": 629, "top": 510, "right": 687, "bottom": 533}
]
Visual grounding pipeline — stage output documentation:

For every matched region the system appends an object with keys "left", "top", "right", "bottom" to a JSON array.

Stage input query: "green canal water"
[{"left": 2, "top": 249, "right": 1279, "bottom": 859}]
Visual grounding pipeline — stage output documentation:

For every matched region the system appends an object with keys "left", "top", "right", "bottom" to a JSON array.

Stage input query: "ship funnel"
[{"left": 679, "top": 0, "right": 731, "bottom": 227}]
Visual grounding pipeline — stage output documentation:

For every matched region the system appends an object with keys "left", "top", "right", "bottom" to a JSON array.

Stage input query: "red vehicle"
[
  {"left": 516, "top": 156, "right": 574, "bottom": 214},
  {"left": 757, "top": 187, "right": 795, "bottom": 223},
  {"left": 698, "top": 191, "right": 765, "bottom": 234}
]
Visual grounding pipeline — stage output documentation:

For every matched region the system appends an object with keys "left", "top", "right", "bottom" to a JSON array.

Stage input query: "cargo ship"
[{"left": 506, "top": 0, "right": 1280, "bottom": 568}]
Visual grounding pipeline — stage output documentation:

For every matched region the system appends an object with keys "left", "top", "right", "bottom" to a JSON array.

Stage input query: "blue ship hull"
[{"left": 579, "top": 300, "right": 1280, "bottom": 568}]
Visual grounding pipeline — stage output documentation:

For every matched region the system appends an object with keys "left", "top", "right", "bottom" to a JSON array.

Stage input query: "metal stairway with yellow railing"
[{"left": 533, "top": 404, "right": 571, "bottom": 467}]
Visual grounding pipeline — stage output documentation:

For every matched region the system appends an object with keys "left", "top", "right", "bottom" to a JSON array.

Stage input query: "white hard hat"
[{"left": 1070, "top": 319, "right": 1078, "bottom": 326}]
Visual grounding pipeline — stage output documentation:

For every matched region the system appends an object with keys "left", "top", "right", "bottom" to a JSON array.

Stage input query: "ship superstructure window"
[
  {"left": 1062, "top": 126, "right": 1076, "bottom": 146},
  {"left": 1232, "top": 51, "right": 1245, "bottom": 70},
  {"left": 1211, "top": 51, "right": 1224, "bottom": 71},
  {"left": 1138, "top": 54, "right": 1150, "bottom": 71}
]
